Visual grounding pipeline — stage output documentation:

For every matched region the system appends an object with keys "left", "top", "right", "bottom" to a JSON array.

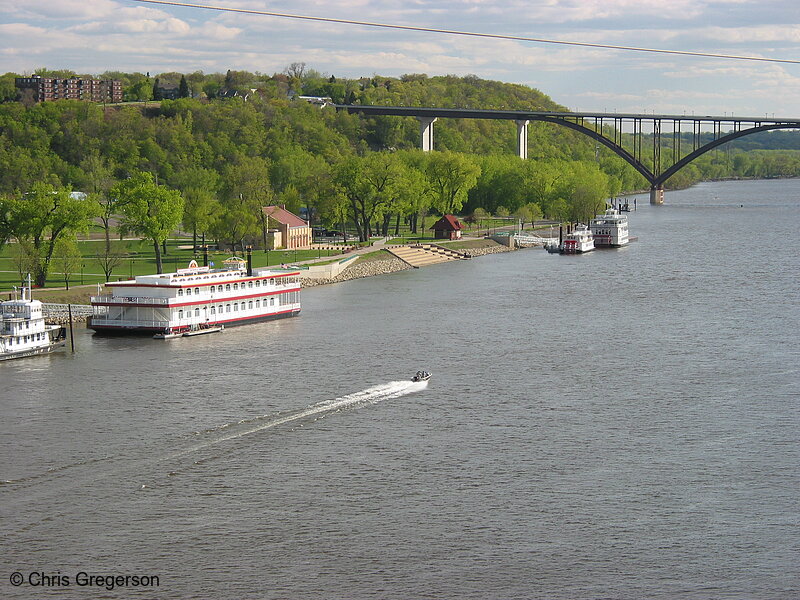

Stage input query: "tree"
[
  {"left": 79, "top": 155, "right": 116, "bottom": 253},
  {"left": 425, "top": 151, "right": 481, "bottom": 215},
  {"left": 171, "top": 166, "right": 220, "bottom": 249},
  {"left": 1, "top": 183, "right": 96, "bottom": 287},
  {"left": 334, "top": 153, "right": 409, "bottom": 242},
  {"left": 217, "top": 156, "right": 272, "bottom": 251},
  {"left": 52, "top": 236, "right": 83, "bottom": 290},
  {"left": 179, "top": 75, "right": 190, "bottom": 99},
  {"left": 95, "top": 247, "right": 125, "bottom": 283},
  {"left": 10, "top": 240, "right": 37, "bottom": 288},
  {"left": 112, "top": 171, "right": 183, "bottom": 274}
]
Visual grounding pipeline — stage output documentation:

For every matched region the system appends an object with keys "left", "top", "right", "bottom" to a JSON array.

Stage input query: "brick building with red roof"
[
  {"left": 262, "top": 205, "right": 312, "bottom": 249},
  {"left": 430, "top": 214, "right": 464, "bottom": 240}
]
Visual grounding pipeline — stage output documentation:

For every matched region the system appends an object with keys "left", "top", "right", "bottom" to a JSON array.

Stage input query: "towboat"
[
  {"left": 412, "top": 371, "right": 431, "bottom": 382},
  {"left": 561, "top": 224, "right": 595, "bottom": 253},
  {"left": 0, "top": 276, "right": 66, "bottom": 361}
]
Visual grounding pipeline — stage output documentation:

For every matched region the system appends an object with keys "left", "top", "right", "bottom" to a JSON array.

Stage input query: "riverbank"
[
  {"left": 301, "top": 239, "right": 513, "bottom": 287},
  {"left": 27, "top": 239, "right": 517, "bottom": 322}
]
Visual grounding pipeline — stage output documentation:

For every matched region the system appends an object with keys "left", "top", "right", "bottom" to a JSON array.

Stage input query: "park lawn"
[{"left": 0, "top": 237, "right": 351, "bottom": 294}]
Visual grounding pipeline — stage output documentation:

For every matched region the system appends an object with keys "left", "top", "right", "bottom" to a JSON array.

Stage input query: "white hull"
[{"left": 0, "top": 339, "right": 66, "bottom": 361}]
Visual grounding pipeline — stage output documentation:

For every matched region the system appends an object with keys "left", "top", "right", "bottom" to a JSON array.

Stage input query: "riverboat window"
[
  {"left": 195, "top": 287, "right": 200, "bottom": 295},
  {"left": 195, "top": 308, "right": 200, "bottom": 316},
  {"left": 178, "top": 310, "right": 184, "bottom": 318},
  {"left": 178, "top": 289, "right": 184, "bottom": 296},
  {"left": 210, "top": 306, "right": 216, "bottom": 315},
  {"left": 248, "top": 281, "right": 253, "bottom": 289},
  {"left": 226, "top": 304, "right": 231, "bottom": 313},
  {"left": 255, "top": 300, "right": 260, "bottom": 308},
  {"left": 218, "top": 305, "right": 223, "bottom": 313},
  {"left": 270, "top": 298, "right": 275, "bottom": 306},
  {"left": 255, "top": 280, "right": 261, "bottom": 287},
  {"left": 226, "top": 284, "right": 231, "bottom": 291},
  {"left": 186, "top": 288, "right": 192, "bottom": 296},
  {"left": 233, "top": 283, "right": 239, "bottom": 290},
  {"left": 248, "top": 301, "right": 253, "bottom": 309}
]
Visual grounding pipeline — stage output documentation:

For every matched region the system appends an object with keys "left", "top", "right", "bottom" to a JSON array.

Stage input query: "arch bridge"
[{"left": 336, "top": 105, "right": 800, "bottom": 204}]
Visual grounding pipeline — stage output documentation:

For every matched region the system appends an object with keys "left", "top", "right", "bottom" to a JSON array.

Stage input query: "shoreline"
[
  {"left": 300, "top": 240, "right": 514, "bottom": 288},
  {"left": 38, "top": 240, "right": 517, "bottom": 324}
]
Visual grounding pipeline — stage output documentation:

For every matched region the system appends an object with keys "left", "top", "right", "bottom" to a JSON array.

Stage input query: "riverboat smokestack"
[{"left": 246, "top": 246, "right": 253, "bottom": 276}]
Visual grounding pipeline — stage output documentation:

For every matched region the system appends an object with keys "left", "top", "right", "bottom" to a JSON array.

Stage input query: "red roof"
[
  {"left": 430, "top": 214, "right": 463, "bottom": 231},
  {"left": 262, "top": 205, "right": 308, "bottom": 228}
]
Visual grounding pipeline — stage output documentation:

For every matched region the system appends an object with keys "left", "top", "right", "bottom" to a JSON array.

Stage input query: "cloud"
[{"left": 1, "top": 0, "right": 119, "bottom": 20}]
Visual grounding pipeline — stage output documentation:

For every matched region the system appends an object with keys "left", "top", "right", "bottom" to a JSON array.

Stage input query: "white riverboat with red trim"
[
  {"left": 560, "top": 224, "right": 595, "bottom": 254},
  {"left": 1, "top": 276, "right": 66, "bottom": 360},
  {"left": 589, "top": 207, "right": 629, "bottom": 247},
  {"left": 88, "top": 256, "right": 300, "bottom": 336}
]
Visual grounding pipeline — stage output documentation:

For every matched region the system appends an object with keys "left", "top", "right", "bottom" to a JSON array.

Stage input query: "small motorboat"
[
  {"left": 412, "top": 370, "right": 431, "bottom": 382},
  {"left": 153, "top": 329, "right": 182, "bottom": 340},
  {"left": 183, "top": 324, "right": 224, "bottom": 337}
]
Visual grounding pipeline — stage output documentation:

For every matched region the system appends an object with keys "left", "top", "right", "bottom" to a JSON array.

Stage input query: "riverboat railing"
[{"left": 90, "top": 295, "right": 170, "bottom": 306}]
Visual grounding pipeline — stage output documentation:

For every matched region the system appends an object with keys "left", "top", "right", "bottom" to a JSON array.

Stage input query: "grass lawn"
[{"left": 0, "top": 237, "right": 350, "bottom": 294}]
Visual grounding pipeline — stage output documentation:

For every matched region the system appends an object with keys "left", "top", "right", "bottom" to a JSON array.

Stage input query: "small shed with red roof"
[
  {"left": 430, "top": 214, "right": 463, "bottom": 240},
  {"left": 262, "top": 205, "right": 312, "bottom": 249}
]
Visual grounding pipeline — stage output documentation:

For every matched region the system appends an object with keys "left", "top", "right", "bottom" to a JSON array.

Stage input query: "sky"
[{"left": 2, "top": 0, "right": 800, "bottom": 118}]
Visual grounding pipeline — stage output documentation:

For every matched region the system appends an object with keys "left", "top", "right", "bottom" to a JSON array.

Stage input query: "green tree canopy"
[{"left": 112, "top": 171, "right": 183, "bottom": 273}]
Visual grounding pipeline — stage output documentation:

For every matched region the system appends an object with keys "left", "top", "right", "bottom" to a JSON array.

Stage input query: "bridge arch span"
[
  {"left": 337, "top": 104, "right": 800, "bottom": 202},
  {"left": 653, "top": 123, "right": 800, "bottom": 187}
]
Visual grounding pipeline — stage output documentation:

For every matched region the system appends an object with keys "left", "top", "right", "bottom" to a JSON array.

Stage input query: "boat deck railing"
[
  {"left": 91, "top": 295, "right": 170, "bottom": 306},
  {"left": 89, "top": 317, "right": 168, "bottom": 328}
]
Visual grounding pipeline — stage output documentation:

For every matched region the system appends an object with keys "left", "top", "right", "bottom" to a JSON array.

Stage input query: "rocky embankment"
[
  {"left": 42, "top": 304, "right": 93, "bottom": 325},
  {"left": 301, "top": 256, "right": 411, "bottom": 287},
  {"left": 300, "top": 242, "right": 513, "bottom": 288}
]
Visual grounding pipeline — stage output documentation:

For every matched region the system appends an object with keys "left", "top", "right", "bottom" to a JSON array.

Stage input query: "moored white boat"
[
  {"left": 182, "top": 324, "right": 224, "bottom": 337},
  {"left": 0, "top": 276, "right": 66, "bottom": 361},
  {"left": 90, "top": 256, "right": 301, "bottom": 336},
  {"left": 560, "top": 224, "right": 595, "bottom": 253},
  {"left": 590, "top": 207, "right": 630, "bottom": 247}
]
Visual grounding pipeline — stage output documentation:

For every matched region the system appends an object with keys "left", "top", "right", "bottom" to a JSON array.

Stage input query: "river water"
[{"left": 1, "top": 179, "right": 798, "bottom": 599}]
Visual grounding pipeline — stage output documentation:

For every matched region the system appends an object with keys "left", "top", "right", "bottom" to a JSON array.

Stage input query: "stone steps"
[{"left": 386, "top": 244, "right": 470, "bottom": 268}]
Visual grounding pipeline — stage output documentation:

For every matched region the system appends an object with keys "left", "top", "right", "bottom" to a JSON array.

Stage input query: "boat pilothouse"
[
  {"left": 88, "top": 257, "right": 301, "bottom": 335},
  {"left": 0, "top": 276, "right": 66, "bottom": 361},
  {"left": 560, "top": 224, "right": 595, "bottom": 254},
  {"left": 590, "top": 207, "right": 629, "bottom": 247}
]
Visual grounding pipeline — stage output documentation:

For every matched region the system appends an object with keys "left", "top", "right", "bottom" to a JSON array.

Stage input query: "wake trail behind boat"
[
  {"left": 2, "top": 380, "right": 426, "bottom": 492},
  {"left": 184, "top": 379, "right": 426, "bottom": 452}
]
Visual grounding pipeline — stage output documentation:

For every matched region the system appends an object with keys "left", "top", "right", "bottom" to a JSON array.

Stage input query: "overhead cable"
[{"left": 131, "top": 0, "right": 800, "bottom": 66}]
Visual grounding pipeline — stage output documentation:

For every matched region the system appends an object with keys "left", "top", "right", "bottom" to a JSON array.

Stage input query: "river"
[{"left": 1, "top": 179, "right": 798, "bottom": 599}]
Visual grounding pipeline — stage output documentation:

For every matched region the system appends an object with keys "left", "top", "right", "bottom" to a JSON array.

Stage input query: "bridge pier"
[
  {"left": 516, "top": 120, "right": 529, "bottom": 159},
  {"left": 418, "top": 116, "right": 437, "bottom": 152},
  {"left": 650, "top": 184, "right": 664, "bottom": 205}
]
